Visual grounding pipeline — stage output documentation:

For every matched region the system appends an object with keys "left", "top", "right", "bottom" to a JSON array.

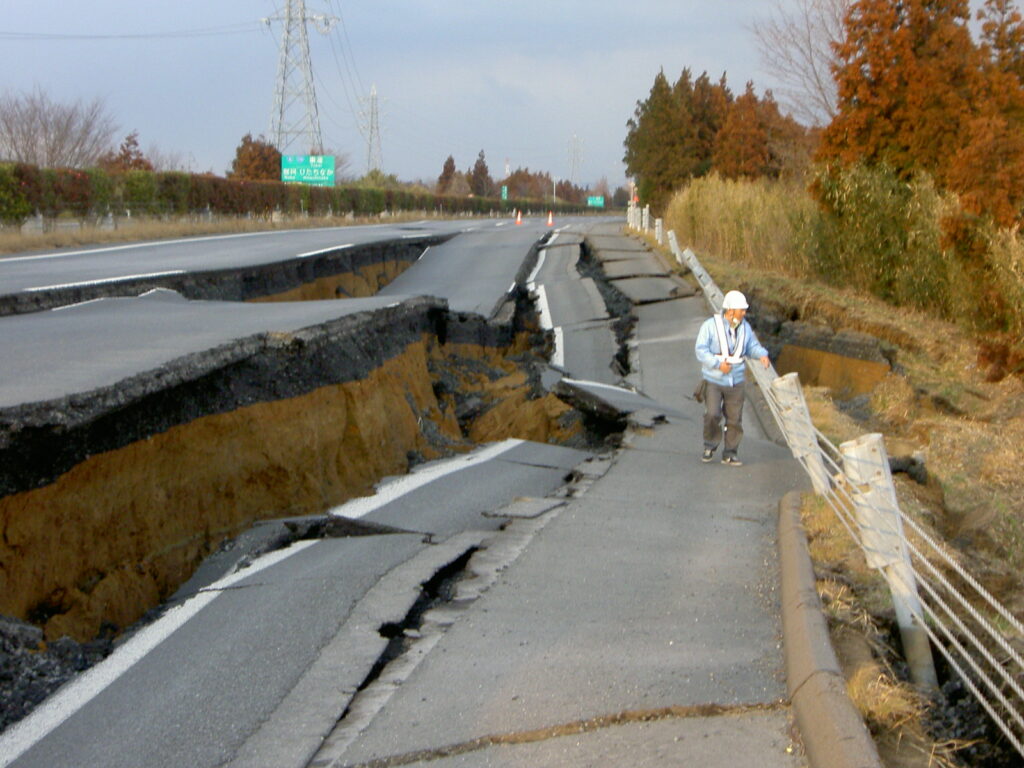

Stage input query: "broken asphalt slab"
[
  {"left": 552, "top": 376, "right": 687, "bottom": 421},
  {"left": 610, "top": 275, "right": 697, "bottom": 305}
]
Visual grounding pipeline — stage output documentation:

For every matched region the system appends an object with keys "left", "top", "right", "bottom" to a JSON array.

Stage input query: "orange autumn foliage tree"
[
  {"left": 820, "top": 0, "right": 1024, "bottom": 225},
  {"left": 949, "top": 0, "right": 1024, "bottom": 225},
  {"left": 818, "top": 0, "right": 982, "bottom": 185},
  {"left": 713, "top": 83, "right": 770, "bottom": 179}
]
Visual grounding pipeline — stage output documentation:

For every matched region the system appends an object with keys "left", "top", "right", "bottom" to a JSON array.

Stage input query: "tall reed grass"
[
  {"left": 664, "top": 169, "right": 1024, "bottom": 340},
  {"left": 664, "top": 173, "right": 815, "bottom": 277}
]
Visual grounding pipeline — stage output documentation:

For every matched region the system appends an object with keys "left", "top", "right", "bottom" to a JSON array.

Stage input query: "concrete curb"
[{"left": 778, "top": 490, "right": 883, "bottom": 768}]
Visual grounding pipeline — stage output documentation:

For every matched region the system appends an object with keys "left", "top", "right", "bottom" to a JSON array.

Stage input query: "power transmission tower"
[
  {"left": 568, "top": 134, "right": 583, "bottom": 186},
  {"left": 264, "top": 0, "right": 336, "bottom": 154},
  {"left": 363, "top": 84, "right": 382, "bottom": 173}
]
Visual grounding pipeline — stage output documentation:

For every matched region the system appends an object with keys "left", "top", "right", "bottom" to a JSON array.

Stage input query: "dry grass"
[
  {"left": 802, "top": 496, "right": 967, "bottom": 768},
  {"left": 641, "top": 205, "right": 1024, "bottom": 764},
  {"left": 0, "top": 210, "right": 449, "bottom": 257},
  {"left": 663, "top": 173, "right": 816, "bottom": 276}
]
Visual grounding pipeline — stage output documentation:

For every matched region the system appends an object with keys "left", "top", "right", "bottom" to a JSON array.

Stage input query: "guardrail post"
[
  {"left": 840, "top": 433, "right": 938, "bottom": 691},
  {"left": 770, "top": 373, "right": 830, "bottom": 495},
  {"left": 674, "top": 242, "right": 723, "bottom": 310},
  {"left": 655, "top": 218, "right": 663, "bottom": 245},
  {"left": 642, "top": 205, "right": 650, "bottom": 233}
]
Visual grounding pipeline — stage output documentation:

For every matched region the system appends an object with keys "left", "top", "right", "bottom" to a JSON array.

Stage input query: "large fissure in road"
[
  {"left": 0, "top": 234, "right": 456, "bottom": 316},
  {"left": 0, "top": 302, "right": 598, "bottom": 646},
  {"left": 0, "top": 232, "right": 635, "bottom": 736}
]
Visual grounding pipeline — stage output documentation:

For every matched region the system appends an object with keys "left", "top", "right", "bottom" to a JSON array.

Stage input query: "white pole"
[
  {"left": 841, "top": 433, "right": 938, "bottom": 690},
  {"left": 770, "top": 373, "right": 830, "bottom": 495}
]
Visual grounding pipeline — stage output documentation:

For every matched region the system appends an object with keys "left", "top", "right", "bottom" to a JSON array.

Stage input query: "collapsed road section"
[
  {"left": 0, "top": 284, "right": 601, "bottom": 648},
  {"left": 0, "top": 232, "right": 457, "bottom": 316}
]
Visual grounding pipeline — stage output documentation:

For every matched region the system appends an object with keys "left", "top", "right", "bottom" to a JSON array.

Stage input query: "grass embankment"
[{"left": 663, "top": 174, "right": 1024, "bottom": 766}]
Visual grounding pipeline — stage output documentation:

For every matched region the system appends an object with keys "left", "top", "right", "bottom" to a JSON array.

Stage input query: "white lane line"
[
  {"left": 0, "top": 229, "right": 322, "bottom": 264},
  {"left": 534, "top": 284, "right": 553, "bottom": 330},
  {"left": 297, "top": 244, "right": 354, "bottom": 258},
  {"left": 26, "top": 270, "right": 186, "bottom": 292},
  {"left": 525, "top": 250, "right": 546, "bottom": 289},
  {"left": 531, "top": 284, "right": 564, "bottom": 368},
  {"left": 51, "top": 298, "right": 106, "bottom": 312},
  {"left": 638, "top": 331, "right": 692, "bottom": 345},
  {"left": 552, "top": 326, "right": 565, "bottom": 368},
  {"left": 328, "top": 439, "right": 526, "bottom": 520},
  {"left": 0, "top": 539, "right": 319, "bottom": 768},
  {"left": 562, "top": 377, "right": 637, "bottom": 393}
]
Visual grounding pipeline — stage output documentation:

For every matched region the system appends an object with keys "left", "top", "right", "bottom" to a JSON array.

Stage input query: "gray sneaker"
[
  {"left": 701, "top": 448, "right": 715, "bottom": 463},
  {"left": 721, "top": 456, "right": 743, "bottom": 467}
]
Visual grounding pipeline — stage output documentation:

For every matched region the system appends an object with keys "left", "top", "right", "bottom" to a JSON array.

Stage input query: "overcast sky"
[{"left": 1, "top": 1, "right": 776, "bottom": 188}]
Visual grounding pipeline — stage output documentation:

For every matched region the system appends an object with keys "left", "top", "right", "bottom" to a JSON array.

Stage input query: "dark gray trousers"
[{"left": 703, "top": 381, "right": 746, "bottom": 457}]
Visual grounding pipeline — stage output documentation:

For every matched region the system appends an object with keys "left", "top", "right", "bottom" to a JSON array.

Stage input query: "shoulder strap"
[
  {"left": 713, "top": 314, "right": 745, "bottom": 363},
  {"left": 712, "top": 313, "right": 745, "bottom": 364}
]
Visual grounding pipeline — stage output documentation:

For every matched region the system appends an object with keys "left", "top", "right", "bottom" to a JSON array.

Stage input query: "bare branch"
[
  {"left": 754, "top": 0, "right": 850, "bottom": 125},
  {"left": 0, "top": 87, "right": 117, "bottom": 168}
]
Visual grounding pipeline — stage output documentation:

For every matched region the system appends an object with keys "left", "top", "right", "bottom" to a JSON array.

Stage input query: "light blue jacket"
[{"left": 695, "top": 315, "right": 769, "bottom": 387}]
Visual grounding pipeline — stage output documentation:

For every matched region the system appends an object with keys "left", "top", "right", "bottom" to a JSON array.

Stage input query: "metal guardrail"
[{"left": 636, "top": 219, "right": 1024, "bottom": 759}]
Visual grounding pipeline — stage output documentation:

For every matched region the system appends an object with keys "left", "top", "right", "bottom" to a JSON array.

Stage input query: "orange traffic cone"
[
  {"left": 546, "top": 211, "right": 554, "bottom": 227},
  {"left": 515, "top": 210, "right": 522, "bottom": 225}
]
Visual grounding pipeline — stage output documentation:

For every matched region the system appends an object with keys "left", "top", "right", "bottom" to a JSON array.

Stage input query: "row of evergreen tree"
[
  {"left": 820, "top": 0, "right": 1024, "bottom": 229},
  {"left": 625, "top": 0, "right": 1024, "bottom": 231},
  {"left": 622, "top": 70, "right": 810, "bottom": 212},
  {"left": 435, "top": 150, "right": 626, "bottom": 206}
]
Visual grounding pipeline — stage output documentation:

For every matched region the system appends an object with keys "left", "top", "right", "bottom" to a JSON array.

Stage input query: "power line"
[
  {"left": 0, "top": 24, "right": 262, "bottom": 41},
  {"left": 364, "top": 84, "right": 382, "bottom": 173}
]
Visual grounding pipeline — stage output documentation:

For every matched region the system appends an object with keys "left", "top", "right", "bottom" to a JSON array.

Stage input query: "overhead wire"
[{"left": 0, "top": 24, "right": 263, "bottom": 41}]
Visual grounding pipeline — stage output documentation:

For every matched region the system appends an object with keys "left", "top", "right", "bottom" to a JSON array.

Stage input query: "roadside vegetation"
[{"left": 625, "top": 1, "right": 1024, "bottom": 763}]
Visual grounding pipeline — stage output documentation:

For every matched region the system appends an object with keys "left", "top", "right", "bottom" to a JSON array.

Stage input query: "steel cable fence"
[{"left": 654, "top": 227, "right": 1024, "bottom": 759}]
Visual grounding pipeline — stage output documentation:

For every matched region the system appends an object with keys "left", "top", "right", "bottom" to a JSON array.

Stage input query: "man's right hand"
[{"left": 719, "top": 361, "right": 732, "bottom": 374}]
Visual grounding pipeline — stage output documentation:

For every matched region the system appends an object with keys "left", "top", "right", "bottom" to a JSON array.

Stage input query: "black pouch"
[{"left": 692, "top": 379, "right": 707, "bottom": 403}]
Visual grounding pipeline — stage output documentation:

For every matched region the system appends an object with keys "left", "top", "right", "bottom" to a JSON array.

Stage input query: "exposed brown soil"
[
  {"left": 0, "top": 333, "right": 587, "bottom": 644},
  {"left": 252, "top": 260, "right": 412, "bottom": 302}
]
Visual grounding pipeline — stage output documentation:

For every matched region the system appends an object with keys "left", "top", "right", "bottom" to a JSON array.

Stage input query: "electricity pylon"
[
  {"left": 364, "top": 84, "right": 382, "bottom": 173},
  {"left": 568, "top": 134, "right": 583, "bottom": 187},
  {"left": 264, "top": 0, "right": 336, "bottom": 154}
]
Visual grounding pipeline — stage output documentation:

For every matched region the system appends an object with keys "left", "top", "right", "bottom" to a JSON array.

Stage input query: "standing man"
[{"left": 694, "top": 290, "right": 771, "bottom": 466}]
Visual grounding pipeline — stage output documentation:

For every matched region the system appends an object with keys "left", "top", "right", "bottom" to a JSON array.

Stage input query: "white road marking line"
[
  {"left": 0, "top": 229, "right": 333, "bottom": 264},
  {"left": 297, "top": 244, "right": 354, "bottom": 258},
  {"left": 328, "top": 439, "right": 526, "bottom": 520},
  {"left": 26, "top": 270, "right": 186, "bottom": 292},
  {"left": 562, "top": 377, "right": 638, "bottom": 394},
  {"left": 51, "top": 298, "right": 106, "bottom": 312},
  {"left": 525, "top": 250, "right": 546, "bottom": 288},
  {"left": 534, "top": 284, "right": 553, "bottom": 330},
  {"left": 0, "top": 539, "right": 319, "bottom": 767},
  {"left": 530, "top": 284, "right": 563, "bottom": 367},
  {"left": 552, "top": 326, "right": 565, "bottom": 368}
]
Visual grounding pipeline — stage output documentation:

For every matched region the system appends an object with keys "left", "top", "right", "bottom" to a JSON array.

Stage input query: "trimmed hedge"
[{"left": 0, "top": 163, "right": 587, "bottom": 225}]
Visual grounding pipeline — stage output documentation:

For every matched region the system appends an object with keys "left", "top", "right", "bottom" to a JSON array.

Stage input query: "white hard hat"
[{"left": 722, "top": 290, "right": 749, "bottom": 310}]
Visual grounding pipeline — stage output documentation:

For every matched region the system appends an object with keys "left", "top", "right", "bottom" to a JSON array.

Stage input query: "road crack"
[{"left": 330, "top": 702, "right": 788, "bottom": 767}]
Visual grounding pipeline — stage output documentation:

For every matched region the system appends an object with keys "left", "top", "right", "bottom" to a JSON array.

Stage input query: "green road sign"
[
  {"left": 281, "top": 155, "right": 336, "bottom": 187},
  {"left": 501, "top": 185, "right": 508, "bottom": 200},
  {"left": 587, "top": 196, "right": 605, "bottom": 208}
]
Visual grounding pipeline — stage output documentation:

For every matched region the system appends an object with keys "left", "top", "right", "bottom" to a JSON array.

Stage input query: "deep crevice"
[
  {"left": 575, "top": 240, "right": 636, "bottom": 379},
  {"left": 338, "top": 547, "right": 479, "bottom": 724}
]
